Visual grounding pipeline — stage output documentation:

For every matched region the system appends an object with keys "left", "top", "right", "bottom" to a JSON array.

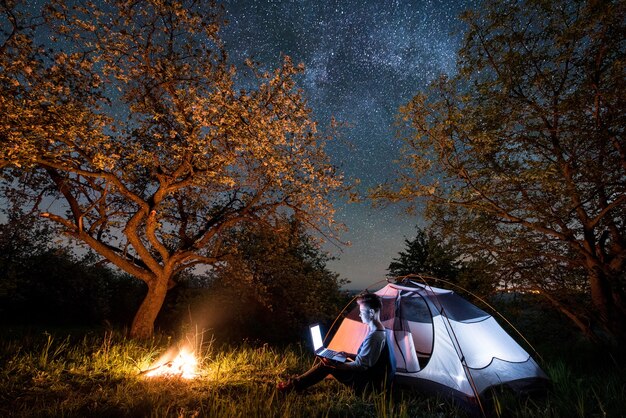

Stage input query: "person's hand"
[{"left": 320, "top": 357, "right": 336, "bottom": 367}]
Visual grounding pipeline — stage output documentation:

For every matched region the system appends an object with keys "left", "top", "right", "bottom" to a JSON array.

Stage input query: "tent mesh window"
[
  {"left": 429, "top": 293, "right": 490, "bottom": 323},
  {"left": 398, "top": 291, "right": 433, "bottom": 323}
]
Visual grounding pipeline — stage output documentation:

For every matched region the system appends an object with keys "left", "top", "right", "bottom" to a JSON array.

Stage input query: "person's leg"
[
  {"left": 293, "top": 362, "right": 333, "bottom": 391},
  {"left": 279, "top": 363, "right": 361, "bottom": 392}
]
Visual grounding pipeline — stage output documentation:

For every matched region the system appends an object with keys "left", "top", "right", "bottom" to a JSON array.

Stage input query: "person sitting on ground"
[{"left": 277, "top": 292, "right": 388, "bottom": 393}]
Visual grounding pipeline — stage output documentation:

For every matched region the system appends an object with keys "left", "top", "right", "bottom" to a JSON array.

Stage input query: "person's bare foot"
[{"left": 276, "top": 379, "right": 295, "bottom": 392}]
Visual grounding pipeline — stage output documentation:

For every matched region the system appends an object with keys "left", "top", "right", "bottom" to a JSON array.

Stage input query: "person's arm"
[{"left": 336, "top": 331, "right": 385, "bottom": 370}]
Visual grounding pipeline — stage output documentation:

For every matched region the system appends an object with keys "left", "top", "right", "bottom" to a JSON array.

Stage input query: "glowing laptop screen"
[{"left": 310, "top": 324, "right": 324, "bottom": 351}]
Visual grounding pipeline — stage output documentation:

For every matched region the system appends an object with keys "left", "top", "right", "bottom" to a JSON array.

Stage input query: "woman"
[{"left": 278, "top": 292, "right": 390, "bottom": 393}]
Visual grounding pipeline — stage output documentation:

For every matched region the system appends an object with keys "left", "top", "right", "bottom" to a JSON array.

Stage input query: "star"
[{"left": 222, "top": 0, "right": 477, "bottom": 289}]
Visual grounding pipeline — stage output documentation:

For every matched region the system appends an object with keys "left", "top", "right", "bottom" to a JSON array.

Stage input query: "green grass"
[{"left": 0, "top": 329, "right": 624, "bottom": 417}]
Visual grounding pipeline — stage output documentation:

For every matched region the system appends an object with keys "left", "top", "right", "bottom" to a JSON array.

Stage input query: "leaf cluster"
[{"left": 1, "top": 0, "right": 343, "bottom": 286}]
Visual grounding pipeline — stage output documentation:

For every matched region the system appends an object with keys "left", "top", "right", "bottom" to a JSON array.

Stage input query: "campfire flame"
[{"left": 143, "top": 346, "right": 199, "bottom": 379}]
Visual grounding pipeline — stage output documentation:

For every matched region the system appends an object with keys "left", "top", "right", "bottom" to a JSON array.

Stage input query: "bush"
[{"left": 157, "top": 220, "right": 351, "bottom": 344}]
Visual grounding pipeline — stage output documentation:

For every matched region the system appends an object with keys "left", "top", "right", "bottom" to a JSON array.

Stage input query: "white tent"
[{"left": 327, "top": 279, "right": 549, "bottom": 403}]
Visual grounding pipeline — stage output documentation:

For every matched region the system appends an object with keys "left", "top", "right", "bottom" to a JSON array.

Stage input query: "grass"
[{"left": 0, "top": 328, "right": 624, "bottom": 417}]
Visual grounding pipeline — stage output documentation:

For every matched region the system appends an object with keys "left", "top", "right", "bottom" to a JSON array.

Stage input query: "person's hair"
[{"left": 356, "top": 292, "right": 382, "bottom": 313}]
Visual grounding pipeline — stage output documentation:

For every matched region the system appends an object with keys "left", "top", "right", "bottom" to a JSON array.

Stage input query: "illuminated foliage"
[
  {"left": 0, "top": 0, "right": 342, "bottom": 338},
  {"left": 378, "top": 0, "right": 625, "bottom": 341}
]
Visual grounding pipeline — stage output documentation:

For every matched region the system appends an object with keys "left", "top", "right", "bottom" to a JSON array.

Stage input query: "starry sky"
[
  {"left": 219, "top": 0, "right": 478, "bottom": 289},
  {"left": 3, "top": 0, "right": 478, "bottom": 290}
]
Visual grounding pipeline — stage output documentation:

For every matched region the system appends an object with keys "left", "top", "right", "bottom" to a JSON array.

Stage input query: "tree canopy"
[
  {"left": 0, "top": 0, "right": 342, "bottom": 338},
  {"left": 376, "top": 0, "right": 625, "bottom": 341}
]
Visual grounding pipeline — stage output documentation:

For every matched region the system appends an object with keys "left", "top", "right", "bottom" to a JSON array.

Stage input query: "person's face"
[{"left": 358, "top": 305, "right": 374, "bottom": 324}]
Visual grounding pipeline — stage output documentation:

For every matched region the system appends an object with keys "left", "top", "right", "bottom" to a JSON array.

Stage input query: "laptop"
[{"left": 309, "top": 324, "right": 347, "bottom": 362}]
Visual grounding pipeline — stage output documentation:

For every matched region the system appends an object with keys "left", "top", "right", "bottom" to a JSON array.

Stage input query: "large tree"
[
  {"left": 376, "top": 0, "right": 625, "bottom": 341},
  {"left": 0, "top": 0, "right": 342, "bottom": 338}
]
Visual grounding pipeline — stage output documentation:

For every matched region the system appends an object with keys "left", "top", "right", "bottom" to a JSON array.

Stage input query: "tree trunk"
[
  {"left": 539, "top": 290, "right": 597, "bottom": 342},
  {"left": 130, "top": 275, "right": 170, "bottom": 339},
  {"left": 588, "top": 266, "right": 626, "bottom": 343}
]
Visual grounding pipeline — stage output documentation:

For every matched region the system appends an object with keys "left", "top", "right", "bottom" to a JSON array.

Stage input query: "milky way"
[{"left": 219, "top": 0, "right": 478, "bottom": 289}]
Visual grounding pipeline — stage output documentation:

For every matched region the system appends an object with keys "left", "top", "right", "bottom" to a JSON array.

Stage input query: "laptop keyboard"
[{"left": 317, "top": 348, "right": 340, "bottom": 359}]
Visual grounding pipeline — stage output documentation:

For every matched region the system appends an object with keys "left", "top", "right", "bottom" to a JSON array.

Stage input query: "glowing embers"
[{"left": 142, "top": 345, "right": 199, "bottom": 379}]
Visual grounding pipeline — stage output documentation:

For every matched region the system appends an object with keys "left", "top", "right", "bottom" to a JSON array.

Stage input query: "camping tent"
[{"left": 327, "top": 279, "right": 549, "bottom": 404}]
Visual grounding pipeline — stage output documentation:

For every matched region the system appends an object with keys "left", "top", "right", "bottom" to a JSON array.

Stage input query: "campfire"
[{"left": 141, "top": 345, "right": 199, "bottom": 379}]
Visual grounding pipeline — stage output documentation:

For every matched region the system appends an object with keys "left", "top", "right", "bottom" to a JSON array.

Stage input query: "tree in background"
[
  {"left": 0, "top": 213, "right": 145, "bottom": 327},
  {"left": 0, "top": 0, "right": 342, "bottom": 338},
  {"left": 388, "top": 226, "right": 496, "bottom": 297},
  {"left": 375, "top": 0, "right": 625, "bottom": 341},
  {"left": 0, "top": 213, "right": 53, "bottom": 317},
  {"left": 165, "top": 218, "right": 348, "bottom": 343},
  {"left": 388, "top": 227, "right": 461, "bottom": 280}
]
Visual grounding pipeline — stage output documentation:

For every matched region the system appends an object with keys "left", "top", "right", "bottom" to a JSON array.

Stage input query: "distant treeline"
[{"left": 0, "top": 217, "right": 350, "bottom": 344}]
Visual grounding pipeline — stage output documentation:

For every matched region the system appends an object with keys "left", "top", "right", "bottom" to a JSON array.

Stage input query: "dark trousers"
[{"left": 294, "top": 361, "right": 369, "bottom": 392}]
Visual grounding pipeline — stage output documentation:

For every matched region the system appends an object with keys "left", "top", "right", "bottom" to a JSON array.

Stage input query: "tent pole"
[{"left": 408, "top": 275, "right": 487, "bottom": 417}]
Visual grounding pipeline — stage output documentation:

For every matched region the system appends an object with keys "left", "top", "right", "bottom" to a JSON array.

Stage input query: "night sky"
[
  {"left": 220, "top": 0, "right": 478, "bottom": 289},
  {"left": 6, "top": 0, "right": 478, "bottom": 290}
]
